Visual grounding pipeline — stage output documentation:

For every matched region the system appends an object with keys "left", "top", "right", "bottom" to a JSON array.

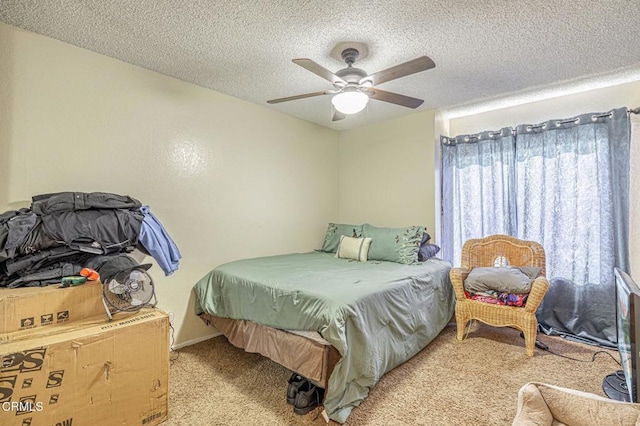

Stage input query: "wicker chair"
[{"left": 449, "top": 234, "right": 550, "bottom": 356}]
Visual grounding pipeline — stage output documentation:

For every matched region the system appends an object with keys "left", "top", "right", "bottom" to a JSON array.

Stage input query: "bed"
[{"left": 193, "top": 250, "right": 454, "bottom": 423}]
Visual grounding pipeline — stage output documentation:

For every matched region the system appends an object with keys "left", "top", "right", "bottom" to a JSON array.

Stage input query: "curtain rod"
[{"left": 442, "top": 106, "right": 639, "bottom": 144}]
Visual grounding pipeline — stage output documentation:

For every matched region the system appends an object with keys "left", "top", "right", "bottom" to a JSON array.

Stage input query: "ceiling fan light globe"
[{"left": 331, "top": 92, "right": 369, "bottom": 114}]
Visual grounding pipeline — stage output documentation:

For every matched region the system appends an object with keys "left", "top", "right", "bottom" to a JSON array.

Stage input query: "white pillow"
[{"left": 335, "top": 235, "right": 372, "bottom": 262}]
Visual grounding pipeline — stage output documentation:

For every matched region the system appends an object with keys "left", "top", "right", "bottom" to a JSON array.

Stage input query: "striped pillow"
[{"left": 335, "top": 235, "right": 372, "bottom": 262}]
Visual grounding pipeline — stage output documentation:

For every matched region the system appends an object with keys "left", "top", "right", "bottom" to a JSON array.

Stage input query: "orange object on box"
[{"left": 80, "top": 268, "right": 100, "bottom": 281}]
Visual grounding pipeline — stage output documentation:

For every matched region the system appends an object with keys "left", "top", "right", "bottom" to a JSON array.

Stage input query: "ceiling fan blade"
[
  {"left": 360, "top": 56, "right": 435, "bottom": 86},
  {"left": 267, "top": 90, "right": 330, "bottom": 104},
  {"left": 332, "top": 110, "right": 346, "bottom": 122},
  {"left": 366, "top": 88, "right": 424, "bottom": 109},
  {"left": 293, "top": 58, "right": 347, "bottom": 86}
]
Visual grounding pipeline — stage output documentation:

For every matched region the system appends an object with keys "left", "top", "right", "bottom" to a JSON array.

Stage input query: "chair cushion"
[
  {"left": 519, "top": 266, "right": 543, "bottom": 281},
  {"left": 464, "top": 266, "right": 535, "bottom": 294}
]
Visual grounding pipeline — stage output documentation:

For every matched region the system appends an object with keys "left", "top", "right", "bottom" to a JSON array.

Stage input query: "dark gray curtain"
[
  {"left": 516, "top": 107, "right": 630, "bottom": 347},
  {"left": 441, "top": 107, "right": 631, "bottom": 346}
]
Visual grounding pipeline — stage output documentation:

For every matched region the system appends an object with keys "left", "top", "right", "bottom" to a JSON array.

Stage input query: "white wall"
[
  {"left": 0, "top": 24, "right": 11, "bottom": 209},
  {"left": 337, "top": 110, "right": 438, "bottom": 236},
  {"left": 448, "top": 81, "right": 640, "bottom": 135},
  {"left": 0, "top": 23, "right": 340, "bottom": 346},
  {"left": 447, "top": 80, "right": 640, "bottom": 274}
]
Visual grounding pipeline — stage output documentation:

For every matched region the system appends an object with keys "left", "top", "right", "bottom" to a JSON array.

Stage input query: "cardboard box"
[
  {"left": 0, "top": 282, "right": 105, "bottom": 334},
  {"left": 0, "top": 309, "right": 169, "bottom": 426}
]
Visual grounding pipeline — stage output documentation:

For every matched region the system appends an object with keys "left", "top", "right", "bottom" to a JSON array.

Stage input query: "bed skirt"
[{"left": 199, "top": 313, "right": 340, "bottom": 389}]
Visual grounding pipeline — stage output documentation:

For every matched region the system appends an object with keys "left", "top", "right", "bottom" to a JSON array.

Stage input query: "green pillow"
[
  {"left": 361, "top": 223, "right": 424, "bottom": 264},
  {"left": 321, "top": 223, "right": 362, "bottom": 253}
]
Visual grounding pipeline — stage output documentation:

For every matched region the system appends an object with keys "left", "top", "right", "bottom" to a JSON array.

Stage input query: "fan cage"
[{"left": 102, "top": 268, "right": 157, "bottom": 320}]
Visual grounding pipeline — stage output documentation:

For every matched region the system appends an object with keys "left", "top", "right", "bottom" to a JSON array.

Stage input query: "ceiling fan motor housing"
[
  {"left": 341, "top": 48, "right": 360, "bottom": 66},
  {"left": 335, "top": 67, "right": 368, "bottom": 85},
  {"left": 336, "top": 48, "right": 373, "bottom": 88}
]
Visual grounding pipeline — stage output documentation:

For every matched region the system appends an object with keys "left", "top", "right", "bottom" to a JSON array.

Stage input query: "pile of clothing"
[
  {"left": 464, "top": 289, "right": 528, "bottom": 307},
  {"left": 0, "top": 192, "right": 181, "bottom": 288}
]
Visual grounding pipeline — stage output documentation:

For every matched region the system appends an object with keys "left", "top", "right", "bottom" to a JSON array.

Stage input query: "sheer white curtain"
[
  {"left": 441, "top": 128, "right": 516, "bottom": 266},
  {"left": 441, "top": 107, "right": 631, "bottom": 346}
]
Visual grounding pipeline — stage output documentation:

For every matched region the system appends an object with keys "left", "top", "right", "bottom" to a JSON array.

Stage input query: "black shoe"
[
  {"left": 286, "top": 373, "right": 307, "bottom": 405},
  {"left": 293, "top": 382, "right": 325, "bottom": 415}
]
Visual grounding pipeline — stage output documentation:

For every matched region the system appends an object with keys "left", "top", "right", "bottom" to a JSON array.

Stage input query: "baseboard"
[{"left": 173, "top": 331, "right": 222, "bottom": 350}]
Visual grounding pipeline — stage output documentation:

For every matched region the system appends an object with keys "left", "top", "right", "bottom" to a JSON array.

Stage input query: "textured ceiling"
[{"left": 2, "top": 0, "right": 640, "bottom": 130}]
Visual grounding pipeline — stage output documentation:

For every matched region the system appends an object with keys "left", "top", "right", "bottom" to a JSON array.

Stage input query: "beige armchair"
[
  {"left": 449, "top": 234, "right": 550, "bottom": 356},
  {"left": 513, "top": 382, "right": 640, "bottom": 425}
]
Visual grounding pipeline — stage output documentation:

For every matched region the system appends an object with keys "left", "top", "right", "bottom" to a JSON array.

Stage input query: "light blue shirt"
[{"left": 138, "top": 206, "right": 182, "bottom": 276}]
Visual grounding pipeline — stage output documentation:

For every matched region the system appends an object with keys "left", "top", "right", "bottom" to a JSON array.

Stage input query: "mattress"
[{"left": 193, "top": 251, "right": 454, "bottom": 423}]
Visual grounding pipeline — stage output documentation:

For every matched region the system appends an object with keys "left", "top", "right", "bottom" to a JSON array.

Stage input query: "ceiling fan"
[{"left": 267, "top": 48, "right": 435, "bottom": 121}]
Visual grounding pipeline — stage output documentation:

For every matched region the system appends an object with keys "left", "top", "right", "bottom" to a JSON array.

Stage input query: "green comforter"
[{"left": 193, "top": 251, "right": 454, "bottom": 423}]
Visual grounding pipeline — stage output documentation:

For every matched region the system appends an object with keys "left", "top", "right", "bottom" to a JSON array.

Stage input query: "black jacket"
[
  {"left": 0, "top": 192, "right": 145, "bottom": 287},
  {"left": 31, "top": 192, "right": 141, "bottom": 215}
]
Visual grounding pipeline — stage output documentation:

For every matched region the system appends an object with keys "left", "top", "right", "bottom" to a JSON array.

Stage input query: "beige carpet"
[{"left": 163, "top": 322, "right": 620, "bottom": 425}]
